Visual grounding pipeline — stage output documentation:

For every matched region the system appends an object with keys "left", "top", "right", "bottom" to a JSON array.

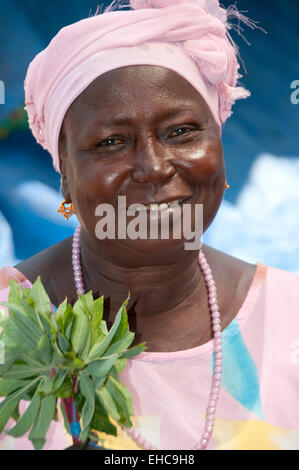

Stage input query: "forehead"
[{"left": 65, "top": 65, "right": 212, "bottom": 123}]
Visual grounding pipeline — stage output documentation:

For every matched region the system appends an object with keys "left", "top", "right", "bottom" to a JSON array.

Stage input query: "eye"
[
  {"left": 169, "top": 127, "right": 196, "bottom": 138},
  {"left": 98, "top": 137, "right": 123, "bottom": 147}
]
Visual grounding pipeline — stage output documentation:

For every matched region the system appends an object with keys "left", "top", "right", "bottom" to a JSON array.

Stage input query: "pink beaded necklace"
[{"left": 72, "top": 225, "right": 223, "bottom": 450}]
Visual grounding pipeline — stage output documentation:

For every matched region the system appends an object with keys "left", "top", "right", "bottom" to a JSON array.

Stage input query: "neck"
[{"left": 78, "top": 230, "right": 208, "bottom": 335}]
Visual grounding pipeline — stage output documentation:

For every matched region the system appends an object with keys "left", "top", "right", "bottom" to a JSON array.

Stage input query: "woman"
[{"left": 1, "top": 0, "right": 299, "bottom": 451}]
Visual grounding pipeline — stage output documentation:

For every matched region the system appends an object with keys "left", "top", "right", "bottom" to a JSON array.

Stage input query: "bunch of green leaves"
[{"left": 0, "top": 277, "right": 146, "bottom": 450}]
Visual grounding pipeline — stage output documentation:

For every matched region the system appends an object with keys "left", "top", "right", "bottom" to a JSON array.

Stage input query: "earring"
[
  {"left": 225, "top": 180, "right": 230, "bottom": 189},
  {"left": 57, "top": 199, "right": 76, "bottom": 220}
]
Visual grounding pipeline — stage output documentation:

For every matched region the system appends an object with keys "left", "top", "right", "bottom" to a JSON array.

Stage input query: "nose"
[{"left": 131, "top": 136, "right": 176, "bottom": 185}]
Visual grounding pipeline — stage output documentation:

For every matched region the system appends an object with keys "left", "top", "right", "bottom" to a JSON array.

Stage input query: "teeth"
[
  {"left": 169, "top": 200, "right": 180, "bottom": 207},
  {"left": 136, "top": 200, "right": 183, "bottom": 210}
]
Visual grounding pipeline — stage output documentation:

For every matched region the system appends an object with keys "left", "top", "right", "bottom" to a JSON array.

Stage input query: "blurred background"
[{"left": 0, "top": 0, "right": 298, "bottom": 272}]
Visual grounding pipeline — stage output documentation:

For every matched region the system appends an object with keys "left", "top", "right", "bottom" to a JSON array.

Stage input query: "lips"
[{"left": 127, "top": 195, "right": 192, "bottom": 210}]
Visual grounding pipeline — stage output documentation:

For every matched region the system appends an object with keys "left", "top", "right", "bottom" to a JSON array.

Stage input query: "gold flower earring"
[
  {"left": 225, "top": 180, "right": 230, "bottom": 189},
  {"left": 57, "top": 199, "right": 76, "bottom": 220}
]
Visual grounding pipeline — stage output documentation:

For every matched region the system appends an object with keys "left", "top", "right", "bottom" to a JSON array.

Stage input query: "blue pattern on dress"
[{"left": 210, "top": 319, "right": 264, "bottom": 419}]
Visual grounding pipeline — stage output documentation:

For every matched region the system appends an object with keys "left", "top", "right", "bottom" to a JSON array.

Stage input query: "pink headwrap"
[{"left": 24, "top": 0, "right": 254, "bottom": 173}]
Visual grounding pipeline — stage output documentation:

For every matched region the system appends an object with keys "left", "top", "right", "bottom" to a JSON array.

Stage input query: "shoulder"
[
  {"left": 202, "top": 243, "right": 258, "bottom": 288},
  {"left": 203, "top": 243, "right": 299, "bottom": 295},
  {"left": 201, "top": 245, "right": 299, "bottom": 327},
  {"left": 12, "top": 236, "right": 75, "bottom": 307},
  {"left": 14, "top": 237, "right": 73, "bottom": 283}
]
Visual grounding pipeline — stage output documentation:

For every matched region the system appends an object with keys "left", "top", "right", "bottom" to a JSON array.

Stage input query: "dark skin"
[{"left": 15, "top": 65, "right": 257, "bottom": 352}]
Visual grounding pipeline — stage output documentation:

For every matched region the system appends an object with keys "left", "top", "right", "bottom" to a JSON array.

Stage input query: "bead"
[
  {"left": 200, "top": 438, "right": 208, "bottom": 448},
  {"left": 212, "top": 317, "right": 221, "bottom": 325},
  {"left": 213, "top": 380, "right": 221, "bottom": 388},
  {"left": 209, "top": 295, "right": 217, "bottom": 305},
  {"left": 214, "top": 373, "right": 222, "bottom": 381},
  {"left": 206, "top": 423, "right": 213, "bottom": 433},
  {"left": 211, "top": 310, "right": 220, "bottom": 318},
  {"left": 211, "top": 304, "right": 219, "bottom": 312},
  {"left": 215, "top": 352, "right": 223, "bottom": 359},
  {"left": 213, "top": 325, "right": 221, "bottom": 334}
]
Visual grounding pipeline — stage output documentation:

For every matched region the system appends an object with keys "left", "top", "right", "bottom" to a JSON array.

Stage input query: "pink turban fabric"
[{"left": 24, "top": 0, "right": 254, "bottom": 173}]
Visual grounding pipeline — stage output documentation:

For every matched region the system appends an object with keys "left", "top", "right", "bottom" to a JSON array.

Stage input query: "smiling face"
[{"left": 59, "top": 65, "right": 225, "bottom": 263}]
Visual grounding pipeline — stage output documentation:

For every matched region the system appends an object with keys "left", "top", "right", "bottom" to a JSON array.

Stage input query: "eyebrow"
[{"left": 98, "top": 105, "right": 199, "bottom": 128}]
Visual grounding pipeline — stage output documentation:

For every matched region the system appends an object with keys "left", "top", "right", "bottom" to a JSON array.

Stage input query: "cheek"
[
  {"left": 69, "top": 158, "right": 132, "bottom": 207},
  {"left": 186, "top": 138, "right": 224, "bottom": 185}
]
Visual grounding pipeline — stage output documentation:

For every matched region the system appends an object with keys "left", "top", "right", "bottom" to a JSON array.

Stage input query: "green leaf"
[
  {"left": 103, "top": 330, "right": 134, "bottom": 357},
  {"left": 91, "top": 406, "right": 117, "bottom": 436},
  {"left": 114, "top": 358, "right": 127, "bottom": 375},
  {"left": 38, "top": 376, "right": 54, "bottom": 396},
  {"left": 80, "top": 327, "right": 91, "bottom": 361},
  {"left": 29, "top": 277, "right": 52, "bottom": 317},
  {"left": 60, "top": 401, "right": 71, "bottom": 435},
  {"left": 61, "top": 353, "right": 85, "bottom": 370},
  {"left": 110, "top": 294, "right": 130, "bottom": 345},
  {"left": 106, "top": 375, "right": 133, "bottom": 428},
  {"left": 56, "top": 332, "right": 70, "bottom": 355},
  {"left": 121, "top": 343, "right": 147, "bottom": 359},
  {"left": 90, "top": 296, "right": 104, "bottom": 348},
  {"left": 71, "top": 310, "right": 89, "bottom": 356},
  {"left": 0, "top": 343, "right": 24, "bottom": 378},
  {"left": 1, "top": 316, "right": 36, "bottom": 352},
  {"left": 33, "top": 335, "right": 52, "bottom": 365},
  {"left": 0, "top": 377, "right": 40, "bottom": 433},
  {"left": 96, "top": 387, "right": 120, "bottom": 422},
  {"left": 2, "top": 363, "right": 49, "bottom": 380},
  {"left": 79, "top": 374, "right": 95, "bottom": 442},
  {"left": 5, "top": 390, "right": 41, "bottom": 437},
  {"left": 61, "top": 308, "right": 76, "bottom": 343},
  {"left": 73, "top": 292, "right": 94, "bottom": 319},
  {"left": 100, "top": 321, "right": 108, "bottom": 336},
  {"left": 54, "top": 298, "right": 68, "bottom": 331},
  {"left": 11, "top": 403, "right": 20, "bottom": 422},
  {"left": 52, "top": 369, "right": 68, "bottom": 392},
  {"left": 7, "top": 279, "right": 24, "bottom": 304},
  {"left": 0, "top": 379, "right": 31, "bottom": 397},
  {"left": 87, "top": 296, "right": 130, "bottom": 361},
  {"left": 1, "top": 303, "right": 43, "bottom": 349},
  {"left": 84, "top": 356, "right": 118, "bottom": 378},
  {"left": 28, "top": 394, "right": 56, "bottom": 449},
  {"left": 55, "top": 375, "right": 74, "bottom": 399}
]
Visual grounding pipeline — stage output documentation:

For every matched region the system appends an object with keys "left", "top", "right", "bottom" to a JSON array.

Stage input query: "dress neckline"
[
  {"left": 1, "top": 262, "right": 268, "bottom": 361},
  {"left": 132, "top": 262, "right": 268, "bottom": 362}
]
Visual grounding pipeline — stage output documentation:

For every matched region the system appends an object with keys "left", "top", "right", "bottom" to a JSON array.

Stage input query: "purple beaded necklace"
[{"left": 72, "top": 225, "right": 223, "bottom": 450}]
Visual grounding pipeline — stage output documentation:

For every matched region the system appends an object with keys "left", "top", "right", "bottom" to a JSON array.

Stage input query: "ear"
[
  {"left": 58, "top": 124, "right": 72, "bottom": 204},
  {"left": 60, "top": 171, "right": 72, "bottom": 204}
]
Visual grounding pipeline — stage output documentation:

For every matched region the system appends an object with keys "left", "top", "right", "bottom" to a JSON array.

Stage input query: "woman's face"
[{"left": 59, "top": 65, "right": 225, "bottom": 263}]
